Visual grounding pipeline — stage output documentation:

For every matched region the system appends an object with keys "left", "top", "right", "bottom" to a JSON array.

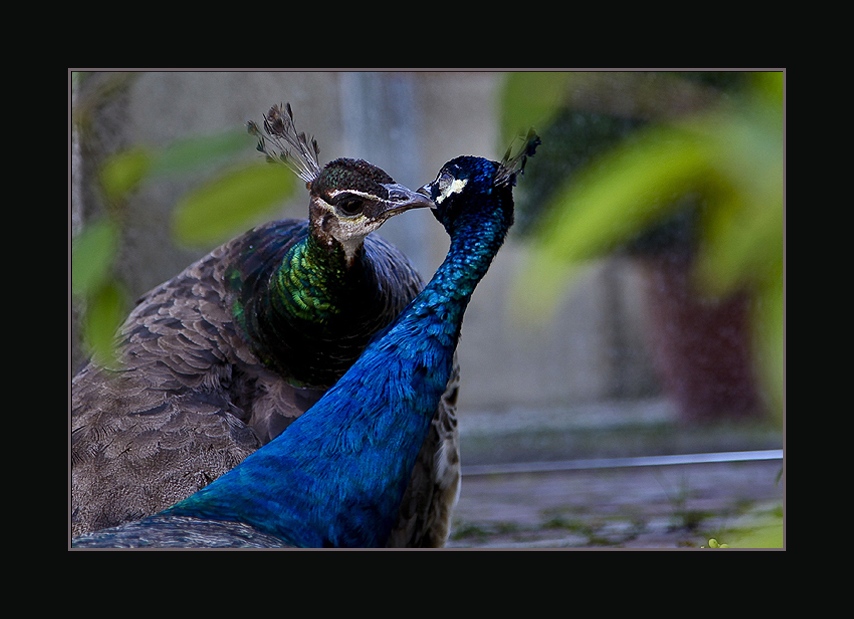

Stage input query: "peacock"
[
  {"left": 71, "top": 103, "right": 460, "bottom": 547},
  {"left": 71, "top": 130, "right": 541, "bottom": 548}
]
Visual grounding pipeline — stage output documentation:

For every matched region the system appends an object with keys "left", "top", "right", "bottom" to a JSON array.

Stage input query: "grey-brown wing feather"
[
  {"left": 71, "top": 228, "right": 317, "bottom": 537},
  {"left": 71, "top": 515, "right": 295, "bottom": 548}
]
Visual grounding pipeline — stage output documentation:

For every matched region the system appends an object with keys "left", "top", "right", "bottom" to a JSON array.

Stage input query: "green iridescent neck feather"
[
  {"left": 227, "top": 222, "right": 384, "bottom": 388},
  {"left": 272, "top": 233, "right": 352, "bottom": 324}
]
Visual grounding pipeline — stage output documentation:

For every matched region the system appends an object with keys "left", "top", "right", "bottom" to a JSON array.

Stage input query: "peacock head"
[
  {"left": 419, "top": 129, "right": 540, "bottom": 235},
  {"left": 249, "top": 103, "right": 434, "bottom": 259}
]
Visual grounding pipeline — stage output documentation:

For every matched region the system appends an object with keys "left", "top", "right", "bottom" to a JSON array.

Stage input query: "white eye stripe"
[
  {"left": 436, "top": 178, "right": 467, "bottom": 204},
  {"left": 328, "top": 189, "right": 376, "bottom": 200}
]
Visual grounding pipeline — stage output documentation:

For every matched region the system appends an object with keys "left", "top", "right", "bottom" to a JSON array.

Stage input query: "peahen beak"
[
  {"left": 378, "top": 183, "right": 435, "bottom": 218},
  {"left": 417, "top": 184, "right": 437, "bottom": 209}
]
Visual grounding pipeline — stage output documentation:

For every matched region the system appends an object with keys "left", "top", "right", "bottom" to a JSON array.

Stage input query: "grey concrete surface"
[
  {"left": 447, "top": 399, "right": 784, "bottom": 549},
  {"left": 448, "top": 459, "right": 783, "bottom": 549}
]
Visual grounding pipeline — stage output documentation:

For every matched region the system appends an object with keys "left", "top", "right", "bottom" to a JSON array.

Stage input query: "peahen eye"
[{"left": 333, "top": 195, "right": 364, "bottom": 216}]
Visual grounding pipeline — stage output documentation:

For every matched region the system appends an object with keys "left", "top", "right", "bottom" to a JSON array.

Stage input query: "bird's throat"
[{"left": 273, "top": 234, "right": 354, "bottom": 324}]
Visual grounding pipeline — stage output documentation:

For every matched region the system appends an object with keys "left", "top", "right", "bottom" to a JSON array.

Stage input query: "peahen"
[
  {"left": 71, "top": 103, "right": 460, "bottom": 547},
  {"left": 71, "top": 130, "right": 541, "bottom": 549}
]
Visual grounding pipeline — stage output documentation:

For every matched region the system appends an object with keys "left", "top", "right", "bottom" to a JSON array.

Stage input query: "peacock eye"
[{"left": 434, "top": 171, "right": 467, "bottom": 204}]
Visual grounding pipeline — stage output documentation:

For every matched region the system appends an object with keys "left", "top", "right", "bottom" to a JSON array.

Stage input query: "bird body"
[
  {"left": 71, "top": 105, "right": 459, "bottom": 547},
  {"left": 71, "top": 131, "right": 540, "bottom": 549}
]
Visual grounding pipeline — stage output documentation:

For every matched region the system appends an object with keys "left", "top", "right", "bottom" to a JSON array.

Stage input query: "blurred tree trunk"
[{"left": 638, "top": 251, "right": 763, "bottom": 422}]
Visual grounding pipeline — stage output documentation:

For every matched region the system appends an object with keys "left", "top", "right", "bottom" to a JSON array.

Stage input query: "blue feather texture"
[{"left": 71, "top": 132, "right": 540, "bottom": 549}]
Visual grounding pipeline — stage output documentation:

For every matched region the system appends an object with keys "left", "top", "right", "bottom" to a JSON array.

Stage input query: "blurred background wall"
[{"left": 71, "top": 70, "right": 774, "bottom": 430}]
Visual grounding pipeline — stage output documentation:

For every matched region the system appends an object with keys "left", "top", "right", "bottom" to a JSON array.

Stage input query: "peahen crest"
[{"left": 247, "top": 103, "right": 322, "bottom": 185}]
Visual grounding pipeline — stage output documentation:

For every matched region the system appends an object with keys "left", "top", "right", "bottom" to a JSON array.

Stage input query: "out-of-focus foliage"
[
  {"left": 705, "top": 501, "right": 784, "bottom": 548},
  {"left": 80, "top": 280, "right": 127, "bottom": 369},
  {"left": 99, "top": 147, "right": 152, "bottom": 203},
  {"left": 729, "top": 514, "right": 784, "bottom": 548},
  {"left": 71, "top": 218, "right": 124, "bottom": 367},
  {"left": 99, "top": 131, "right": 252, "bottom": 204},
  {"left": 98, "top": 129, "right": 288, "bottom": 247},
  {"left": 500, "top": 72, "right": 575, "bottom": 144},
  {"left": 502, "top": 71, "right": 784, "bottom": 420},
  {"left": 172, "top": 161, "right": 295, "bottom": 246},
  {"left": 71, "top": 218, "right": 120, "bottom": 297},
  {"left": 71, "top": 72, "right": 299, "bottom": 366}
]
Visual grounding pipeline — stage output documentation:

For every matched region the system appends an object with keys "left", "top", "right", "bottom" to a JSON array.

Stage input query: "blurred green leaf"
[
  {"left": 533, "top": 125, "right": 709, "bottom": 264},
  {"left": 95, "top": 129, "right": 287, "bottom": 247},
  {"left": 516, "top": 72, "right": 783, "bottom": 309},
  {"left": 98, "top": 129, "right": 253, "bottom": 203},
  {"left": 500, "top": 72, "right": 573, "bottom": 145},
  {"left": 71, "top": 218, "right": 121, "bottom": 296},
  {"left": 752, "top": 270, "right": 784, "bottom": 420},
  {"left": 692, "top": 100, "right": 784, "bottom": 296},
  {"left": 508, "top": 71, "right": 784, "bottom": 421},
  {"left": 728, "top": 505, "right": 784, "bottom": 548},
  {"left": 82, "top": 279, "right": 127, "bottom": 369},
  {"left": 100, "top": 147, "right": 152, "bottom": 202},
  {"left": 149, "top": 129, "right": 252, "bottom": 177},
  {"left": 514, "top": 124, "right": 711, "bottom": 314},
  {"left": 172, "top": 161, "right": 296, "bottom": 246}
]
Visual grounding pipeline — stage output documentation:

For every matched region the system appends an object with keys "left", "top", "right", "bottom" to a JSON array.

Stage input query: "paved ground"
[
  {"left": 443, "top": 399, "right": 785, "bottom": 550},
  {"left": 447, "top": 459, "right": 783, "bottom": 549}
]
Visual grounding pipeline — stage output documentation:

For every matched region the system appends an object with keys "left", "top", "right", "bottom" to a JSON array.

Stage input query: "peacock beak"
[{"left": 379, "top": 183, "right": 436, "bottom": 217}]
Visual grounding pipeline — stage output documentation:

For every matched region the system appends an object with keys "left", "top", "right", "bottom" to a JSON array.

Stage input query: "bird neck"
[
  {"left": 270, "top": 232, "right": 356, "bottom": 325},
  {"left": 430, "top": 208, "right": 511, "bottom": 307},
  {"left": 232, "top": 224, "right": 373, "bottom": 387}
]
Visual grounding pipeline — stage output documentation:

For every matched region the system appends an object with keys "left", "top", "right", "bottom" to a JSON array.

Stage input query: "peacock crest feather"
[{"left": 496, "top": 127, "right": 542, "bottom": 188}]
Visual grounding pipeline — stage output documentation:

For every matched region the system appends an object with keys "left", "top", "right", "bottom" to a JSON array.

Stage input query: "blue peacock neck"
[
  {"left": 377, "top": 202, "right": 512, "bottom": 371},
  {"left": 431, "top": 202, "right": 511, "bottom": 302}
]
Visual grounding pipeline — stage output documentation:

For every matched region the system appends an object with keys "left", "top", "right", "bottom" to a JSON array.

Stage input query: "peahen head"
[
  {"left": 249, "top": 103, "right": 433, "bottom": 262},
  {"left": 420, "top": 129, "right": 541, "bottom": 236},
  {"left": 305, "top": 157, "right": 434, "bottom": 259}
]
